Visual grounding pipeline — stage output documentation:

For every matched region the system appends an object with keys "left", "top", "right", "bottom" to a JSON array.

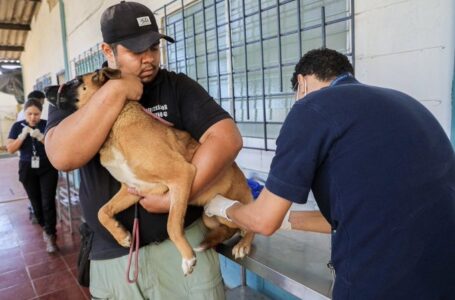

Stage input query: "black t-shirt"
[
  {"left": 9, "top": 119, "right": 48, "bottom": 162},
  {"left": 46, "top": 69, "right": 231, "bottom": 259}
]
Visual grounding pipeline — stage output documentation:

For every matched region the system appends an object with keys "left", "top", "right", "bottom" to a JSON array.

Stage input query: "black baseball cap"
[{"left": 101, "top": 1, "right": 175, "bottom": 53}]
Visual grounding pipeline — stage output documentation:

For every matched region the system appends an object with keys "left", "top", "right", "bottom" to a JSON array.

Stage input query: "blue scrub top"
[{"left": 266, "top": 76, "right": 455, "bottom": 299}]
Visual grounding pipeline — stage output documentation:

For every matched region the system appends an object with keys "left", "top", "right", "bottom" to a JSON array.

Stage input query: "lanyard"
[
  {"left": 31, "top": 135, "right": 37, "bottom": 156},
  {"left": 330, "top": 72, "right": 353, "bottom": 87}
]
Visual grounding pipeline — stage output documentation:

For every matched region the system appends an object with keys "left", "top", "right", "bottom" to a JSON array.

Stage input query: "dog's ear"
[
  {"left": 44, "top": 85, "right": 59, "bottom": 107},
  {"left": 92, "top": 67, "right": 121, "bottom": 85},
  {"left": 102, "top": 67, "right": 121, "bottom": 79}
]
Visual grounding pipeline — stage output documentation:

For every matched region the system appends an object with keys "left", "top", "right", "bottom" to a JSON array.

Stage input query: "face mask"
[{"left": 294, "top": 78, "right": 308, "bottom": 101}]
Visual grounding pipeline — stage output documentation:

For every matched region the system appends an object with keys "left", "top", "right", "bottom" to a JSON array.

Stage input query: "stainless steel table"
[{"left": 217, "top": 230, "right": 333, "bottom": 300}]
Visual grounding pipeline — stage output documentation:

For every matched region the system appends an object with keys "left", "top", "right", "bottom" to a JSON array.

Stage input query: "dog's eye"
[{"left": 82, "top": 86, "right": 87, "bottom": 91}]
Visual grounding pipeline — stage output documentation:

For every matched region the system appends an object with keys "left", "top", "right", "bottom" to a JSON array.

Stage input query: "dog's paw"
[
  {"left": 182, "top": 257, "right": 197, "bottom": 276},
  {"left": 232, "top": 242, "right": 251, "bottom": 259},
  {"left": 119, "top": 232, "right": 132, "bottom": 248}
]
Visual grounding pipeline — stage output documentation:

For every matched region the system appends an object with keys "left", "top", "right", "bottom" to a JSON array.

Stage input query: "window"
[
  {"left": 71, "top": 43, "right": 105, "bottom": 76},
  {"left": 158, "top": 0, "right": 354, "bottom": 150},
  {"left": 34, "top": 73, "right": 52, "bottom": 92}
]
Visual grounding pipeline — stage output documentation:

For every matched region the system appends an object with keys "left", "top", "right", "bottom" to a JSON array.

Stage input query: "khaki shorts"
[{"left": 90, "top": 219, "right": 225, "bottom": 300}]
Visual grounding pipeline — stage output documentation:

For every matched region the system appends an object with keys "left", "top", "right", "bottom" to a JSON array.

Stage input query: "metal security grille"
[
  {"left": 71, "top": 43, "right": 105, "bottom": 76},
  {"left": 33, "top": 73, "right": 52, "bottom": 92},
  {"left": 156, "top": 0, "right": 354, "bottom": 150}
]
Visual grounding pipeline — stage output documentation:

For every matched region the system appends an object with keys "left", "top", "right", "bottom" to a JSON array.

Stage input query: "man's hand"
[
  {"left": 18, "top": 126, "right": 32, "bottom": 140},
  {"left": 30, "top": 128, "right": 45, "bottom": 141},
  {"left": 128, "top": 187, "right": 171, "bottom": 213},
  {"left": 109, "top": 73, "right": 144, "bottom": 101},
  {"left": 204, "top": 194, "right": 239, "bottom": 221}
]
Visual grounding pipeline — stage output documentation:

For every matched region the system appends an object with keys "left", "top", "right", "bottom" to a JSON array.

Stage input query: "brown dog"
[{"left": 45, "top": 68, "right": 254, "bottom": 275}]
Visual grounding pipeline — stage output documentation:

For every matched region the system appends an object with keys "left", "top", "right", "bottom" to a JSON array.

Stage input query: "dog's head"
[{"left": 45, "top": 67, "right": 121, "bottom": 111}]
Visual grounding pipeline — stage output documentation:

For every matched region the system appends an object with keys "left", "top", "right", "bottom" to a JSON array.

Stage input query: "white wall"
[
  {"left": 21, "top": 1, "right": 64, "bottom": 90},
  {"left": 355, "top": 0, "right": 454, "bottom": 136},
  {"left": 0, "top": 92, "right": 18, "bottom": 148}
]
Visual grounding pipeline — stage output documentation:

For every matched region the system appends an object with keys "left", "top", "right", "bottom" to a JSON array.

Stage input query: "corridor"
[{"left": 0, "top": 156, "right": 89, "bottom": 300}]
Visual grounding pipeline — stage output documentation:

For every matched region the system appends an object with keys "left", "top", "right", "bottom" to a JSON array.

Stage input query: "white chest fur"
[{"left": 101, "top": 147, "right": 159, "bottom": 191}]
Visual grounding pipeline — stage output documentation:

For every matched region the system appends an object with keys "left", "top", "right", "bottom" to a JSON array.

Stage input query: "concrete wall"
[
  {"left": 0, "top": 92, "right": 18, "bottom": 149},
  {"left": 21, "top": 1, "right": 64, "bottom": 90},
  {"left": 355, "top": 0, "right": 454, "bottom": 137}
]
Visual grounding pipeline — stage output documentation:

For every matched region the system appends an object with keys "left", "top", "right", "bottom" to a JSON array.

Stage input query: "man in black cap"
[{"left": 45, "top": 1, "right": 240, "bottom": 298}]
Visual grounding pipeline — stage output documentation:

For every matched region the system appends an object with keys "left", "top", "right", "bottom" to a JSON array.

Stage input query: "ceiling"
[{"left": 0, "top": 0, "right": 41, "bottom": 66}]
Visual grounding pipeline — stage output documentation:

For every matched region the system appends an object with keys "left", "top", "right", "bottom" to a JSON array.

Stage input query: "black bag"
[{"left": 77, "top": 222, "right": 94, "bottom": 287}]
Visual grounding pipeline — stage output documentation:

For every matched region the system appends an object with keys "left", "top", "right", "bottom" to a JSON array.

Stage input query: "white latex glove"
[
  {"left": 18, "top": 126, "right": 32, "bottom": 140},
  {"left": 279, "top": 210, "right": 292, "bottom": 231},
  {"left": 30, "top": 128, "right": 44, "bottom": 141},
  {"left": 204, "top": 194, "right": 239, "bottom": 221}
]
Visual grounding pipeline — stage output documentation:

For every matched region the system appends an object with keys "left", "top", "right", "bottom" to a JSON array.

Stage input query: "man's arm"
[
  {"left": 138, "top": 118, "right": 243, "bottom": 212},
  {"left": 190, "top": 118, "right": 242, "bottom": 198},
  {"left": 206, "top": 188, "right": 331, "bottom": 235},
  {"left": 45, "top": 75, "right": 143, "bottom": 171},
  {"left": 288, "top": 211, "right": 331, "bottom": 233},
  {"left": 224, "top": 188, "right": 292, "bottom": 236}
]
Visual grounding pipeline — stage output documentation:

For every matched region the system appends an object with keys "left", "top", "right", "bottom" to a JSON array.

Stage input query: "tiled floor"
[{"left": 0, "top": 156, "right": 89, "bottom": 300}]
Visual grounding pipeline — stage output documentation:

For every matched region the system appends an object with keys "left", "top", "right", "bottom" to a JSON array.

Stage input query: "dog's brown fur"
[{"left": 46, "top": 68, "right": 254, "bottom": 275}]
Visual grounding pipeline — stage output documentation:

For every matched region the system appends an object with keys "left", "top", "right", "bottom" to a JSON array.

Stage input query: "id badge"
[{"left": 31, "top": 156, "right": 40, "bottom": 168}]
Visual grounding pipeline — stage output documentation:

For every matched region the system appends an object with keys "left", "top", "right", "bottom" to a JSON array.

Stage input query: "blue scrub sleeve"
[{"left": 265, "top": 102, "right": 338, "bottom": 204}]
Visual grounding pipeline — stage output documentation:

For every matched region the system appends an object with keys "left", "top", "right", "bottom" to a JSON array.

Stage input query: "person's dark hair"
[
  {"left": 24, "top": 98, "right": 43, "bottom": 112},
  {"left": 291, "top": 48, "right": 354, "bottom": 91},
  {"left": 27, "top": 90, "right": 45, "bottom": 100}
]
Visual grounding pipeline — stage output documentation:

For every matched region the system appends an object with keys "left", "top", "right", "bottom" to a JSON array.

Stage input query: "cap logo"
[{"left": 137, "top": 16, "right": 152, "bottom": 27}]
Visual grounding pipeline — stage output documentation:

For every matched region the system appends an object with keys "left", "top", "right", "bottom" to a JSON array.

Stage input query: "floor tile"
[
  {"left": 0, "top": 281, "right": 36, "bottom": 300},
  {"left": 0, "top": 268, "right": 29, "bottom": 289},
  {"left": 20, "top": 238, "right": 48, "bottom": 255},
  {"left": 57, "top": 237, "right": 80, "bottom": 256},
  {"left": 81, "top": 287, "right": 90, "bottom": 300},
  {"left": 62, "top": 253, "right": 79, "bottom": 270},
  {"left": 16, "top": 230, "right": 46, "bottom": 243},
  {"left": 0, "top": 254, "right": 25, "bottom": 274},
  {"left": 28, "top": 258, "right": 68, "bottom": 280},
  {"left": 38, "top": 284, "right": 87, "bottom": 300},
  {"left": 23, "top": 250, "right": 62, "bottom": 267},
  {"left": 0, "top": 246, "right": 22, "bottom": 260},
  {"left": 0, "top": 160, "right": 88, "bottom": 299},
  {"left": 0, "top": 228, "right": 20, "bottom": 250},
  {"left": 33, "top": 269, "right": 77, "bottom": 296}
]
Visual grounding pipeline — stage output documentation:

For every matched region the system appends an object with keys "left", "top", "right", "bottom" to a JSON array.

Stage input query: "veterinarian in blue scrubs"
[
  {"left": 45, "top": 2, "right": 241, "bottom": 299},
  {"left": 7, "top": 98, "right": 59, "bottom": 253},
  {"left": 205, "top": 48, "right": 455, "bottom": 299}
]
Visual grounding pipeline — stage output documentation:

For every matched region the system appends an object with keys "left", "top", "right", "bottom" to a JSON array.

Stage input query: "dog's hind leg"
[
  {"left": 98, "top": 184, "right": 141, "bottom": 247},
  {"left": 166, "top": 164, "right": 197, "bottom": 276},
  {"left": 195, "top": 222, "right": 237, "bottom": 252},
  {"left": 232, "top": 230, "right": 255, "bottom": 259}
]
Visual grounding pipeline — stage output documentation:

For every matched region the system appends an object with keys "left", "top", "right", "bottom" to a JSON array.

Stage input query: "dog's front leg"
[
  {"left": 98, "top": 184, "right": 141, "bottom": 247},
  {"left": 166, "top": 165, "right": 197, "bottom": 276}
]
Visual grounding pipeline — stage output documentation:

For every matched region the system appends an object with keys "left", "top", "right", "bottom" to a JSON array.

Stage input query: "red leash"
[{"left": 126, "top": 203, "right": 140, "bottom": 283}]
